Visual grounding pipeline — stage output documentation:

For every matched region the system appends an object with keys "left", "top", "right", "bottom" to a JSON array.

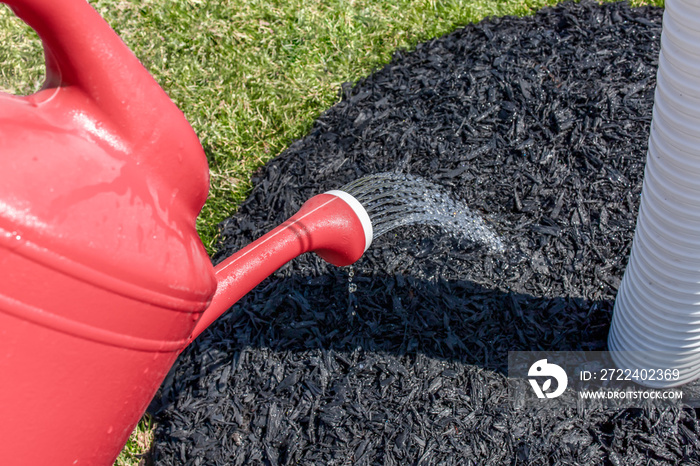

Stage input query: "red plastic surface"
[
  {"left": 0, "top": 0, "right": 216, "bottom": 464},
  {"left": 0, "top": 0, "right": 217, "bottom": 304},
  {"left": 0, "top": 1, "right": 368, "bottom": 464}
]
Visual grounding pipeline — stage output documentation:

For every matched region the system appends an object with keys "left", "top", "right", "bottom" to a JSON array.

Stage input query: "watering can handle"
[{"left": 3, "top": 0, "right": 178, "bottom": 139}]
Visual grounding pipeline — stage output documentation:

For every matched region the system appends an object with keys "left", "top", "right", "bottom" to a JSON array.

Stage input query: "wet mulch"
[{"left": 152, "top": 1, "right": 700, "bottom": 464}]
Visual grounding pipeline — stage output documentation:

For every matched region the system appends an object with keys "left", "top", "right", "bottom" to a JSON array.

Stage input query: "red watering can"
[{"left": 0, "top": 1, "right": 372, "bottom": 463}]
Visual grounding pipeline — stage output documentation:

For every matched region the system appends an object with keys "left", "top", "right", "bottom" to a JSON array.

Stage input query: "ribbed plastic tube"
[{"left": 609, "top": 0, "right": 700, "bottom": 387}]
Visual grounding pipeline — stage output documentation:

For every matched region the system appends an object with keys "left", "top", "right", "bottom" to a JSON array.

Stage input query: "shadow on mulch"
[
  {"left": 191, "top": 272, "right": 610, "bottom": 374},
  {"left": 151, "top": 269, "right": 698, "bottom": 465},
  {"left": 152, "top": 1, "right": 700, "bottom": 464}
]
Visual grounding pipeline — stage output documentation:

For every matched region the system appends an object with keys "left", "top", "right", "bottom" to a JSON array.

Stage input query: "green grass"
[
  {"left": 0, "top": 0, "right": 662, "bottom": 464},
  {"left": 113, "top": 414, "right": 154, "bottom": 466}
]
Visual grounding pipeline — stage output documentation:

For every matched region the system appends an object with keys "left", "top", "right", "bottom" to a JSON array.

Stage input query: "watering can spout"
[{"left": 192, "top": 191, "right": 373, "bottom": 340}]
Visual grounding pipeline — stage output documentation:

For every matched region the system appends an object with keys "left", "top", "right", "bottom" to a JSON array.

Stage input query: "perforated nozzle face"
[{"left": 325, "top": 190, "right": 373, "bottom": 252}]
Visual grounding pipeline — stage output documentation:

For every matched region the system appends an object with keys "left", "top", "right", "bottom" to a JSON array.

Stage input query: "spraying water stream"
[{"left": 340, "top": 172, "right": 505, "bottom": 254}]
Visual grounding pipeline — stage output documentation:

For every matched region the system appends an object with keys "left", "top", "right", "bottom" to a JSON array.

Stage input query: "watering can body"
[
  {"left": 0, "top": 0, "right": 217, "bottom": 463},
  {"left": 0, "top": 1, "right": 369, "bottom": 463}
]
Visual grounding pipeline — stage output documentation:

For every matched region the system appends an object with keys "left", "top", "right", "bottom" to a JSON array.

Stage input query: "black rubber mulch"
[{"left": 152, "top": 1, "right": 700, "bottom": 464}]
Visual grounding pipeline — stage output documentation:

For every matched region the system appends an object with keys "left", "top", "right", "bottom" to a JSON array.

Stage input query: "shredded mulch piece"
[{"left": 152, "top": 1, "right": 700, "bottom": 464}]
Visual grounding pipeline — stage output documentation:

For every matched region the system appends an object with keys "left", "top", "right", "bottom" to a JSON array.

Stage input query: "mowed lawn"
[{"left": 0, "top": 0, "right": 662, "bottom": 464}]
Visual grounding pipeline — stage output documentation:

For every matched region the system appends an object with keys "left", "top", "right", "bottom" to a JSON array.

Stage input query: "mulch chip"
[{"left": 152, "top": 1, "right": 700, "bottom": 464}]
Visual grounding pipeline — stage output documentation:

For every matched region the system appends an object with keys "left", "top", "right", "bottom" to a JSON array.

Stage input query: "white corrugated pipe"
[{"left": 609, "top": 0, "right": 700, "bottom": 388}]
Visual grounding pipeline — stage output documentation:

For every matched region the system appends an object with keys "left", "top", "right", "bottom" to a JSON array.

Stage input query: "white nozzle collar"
[{"left": 325, "top": 190, "right": 373, "bottom": 252}]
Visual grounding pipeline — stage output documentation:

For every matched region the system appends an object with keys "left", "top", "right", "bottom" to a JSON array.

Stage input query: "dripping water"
[
  {"left": 339, "top": 172, "right": 505, "bottom": 254},
  {"left": 347, "top": 266, "right": 357, "bottom": 294}
]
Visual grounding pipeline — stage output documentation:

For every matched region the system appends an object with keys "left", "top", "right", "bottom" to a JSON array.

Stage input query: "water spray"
[{"left": 339, "top": 172, "right": 505, "bottom": 254}]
